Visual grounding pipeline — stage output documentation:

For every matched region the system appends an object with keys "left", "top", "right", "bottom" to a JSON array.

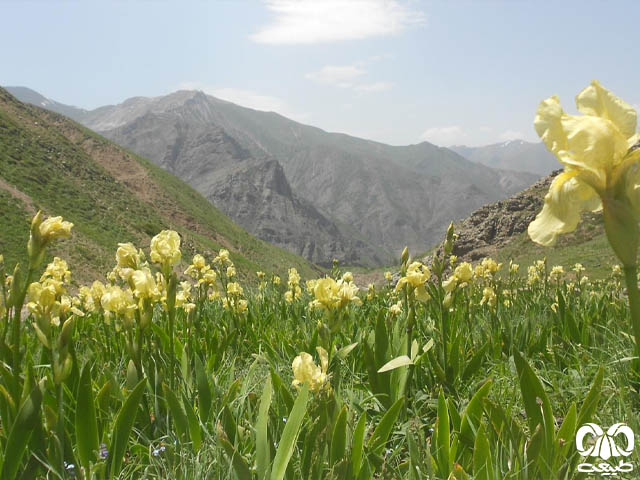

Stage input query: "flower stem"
[
  {"left": 623, "top": 266, "right": 640, "bottom": 368},
  {"left": 11, "top": 266, "right": 33, "bottom": 372},
  {"left": 56, "top": 379, "right": 65, "bottom": 476}
]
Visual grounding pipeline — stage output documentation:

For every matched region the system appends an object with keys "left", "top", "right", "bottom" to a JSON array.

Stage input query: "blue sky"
[{"left": 2, "top": 0, "right": 639, "bottom": 146}]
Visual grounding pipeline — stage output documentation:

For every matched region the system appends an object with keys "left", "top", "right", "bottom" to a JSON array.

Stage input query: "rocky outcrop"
[{"left": 431, "top": 171, "right": 560, "bottom": 261}]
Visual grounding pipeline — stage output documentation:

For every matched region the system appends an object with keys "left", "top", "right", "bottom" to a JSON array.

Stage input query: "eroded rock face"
[{"left": 203, "top": 159, "right": 388, "bottom": 267}]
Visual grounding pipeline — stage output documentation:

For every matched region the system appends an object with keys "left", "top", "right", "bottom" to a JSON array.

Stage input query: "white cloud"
[
  {"left": 177, "top": 82, "right": 309, "bottom": 121},
  {"left": 305, "top": 63, "right": 393, "bottom": 93},
  {"left": 497, "top": 129, "right": 526, "bottom": 142},
  {"left": 251, "top": 0, "right": 425, "bottom": 45},
  {"left": 354, "top": 81, "right": 393, "bottom": 93},
  {"left": 305, "top": 64, "right": 366, "bottom": 88},
  {"left": 420, "top": 126, "right": 465, "bottom": 146}
]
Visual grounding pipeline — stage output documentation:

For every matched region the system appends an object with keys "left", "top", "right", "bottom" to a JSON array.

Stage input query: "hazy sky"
[{"left": 2, "top": 0, "right": 639, "bottom": 146}]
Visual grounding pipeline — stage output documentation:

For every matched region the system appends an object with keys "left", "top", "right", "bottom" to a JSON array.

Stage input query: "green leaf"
[
  {"left": 125, "top": 359, "right": 138, "bottom": 391},
  {"left": 436, "top": 390, "right": 451, "bottom": 478},
  {"left": 75, "top": 363, "right": 99, "bottom": 472},
  {"left": 473, "top": 423, "right": 493, "bottom": 480},
  {"left": 108, "top": 378, "right": 146, "bottom": 479},
  {"left": 513, "top": 351, "right": 554, "bottom": 452},
  {"left": 270, "top": 370, "right": 294, "bottom": 413},
  {"left": 483, "top": 399, "right": 524, "bottom": 449},
  {"left": 374, "top": 311, "right": 389, "bottom": 369},
  {"left": 219, "top": 430, "right": 252, "bottom": 480},
  {"left": 194, "top": 355, "right": 212, "bottom": 423},
  {"left": 459, "top": 380, "right": 492, "bottom": 448},
  {"left": 221, "top": 377, "right": 242, "bottom": 407},
  {"left": 301, "top": 416, "right": 325, "bottom": 478},
  {"left": 368, "top": 396, "right": 404, "bottom": 455},
  {"left": 330, "top": 405, "right": 348, "bottom": 465},
  {"left": 222, "top": 405, "right": 238, "bottom": 446},
  {"left": 256, "top": 377, "right": 273, "bottom": 480},
  {"left": 461, "top": 342, "right": 489, "bottom": 382},
  {"left": 271, "top": 384, "right": 309, "bottom": 480},
  {"left": 577, "top": 366, "right": 604, "bottom": 428},
  {"left": 0, "top": 379, "right": 43, "bottom": 480},
  {"left": 163, "top": 383, "right": 189, "bottom": 443},
  {"left": 351, "top": 412, "right": 367, "bottom": 477},
  {"left": 554, "top": 402, "right": 576, "bottom": 468},
  {"left": 525, "top": 424, "right": 544, "bottom": 467},
  {"left": 408, "top": 429, "right": 424, "bottom": 480},
  {"left": 182, "top": 394, "right": 202, "bottom": 451},
  {"left": 336, "top": 342, "right": 358, "bottom": 360},
  {"left": 377, "top": 355, "right": 413, "bottom": 373},
  {"left": 410, "top": 339, "right": 419, "bottom": 361}
]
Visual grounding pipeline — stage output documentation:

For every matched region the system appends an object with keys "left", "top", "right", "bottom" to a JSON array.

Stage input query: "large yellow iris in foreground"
[{"left": 528, "top": 80, "right": 640, "bottom": 266}]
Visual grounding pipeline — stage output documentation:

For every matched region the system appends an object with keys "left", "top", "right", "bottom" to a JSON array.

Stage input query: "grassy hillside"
[{"left": 0, "top": 87, "right": 319, "bottom": 283}]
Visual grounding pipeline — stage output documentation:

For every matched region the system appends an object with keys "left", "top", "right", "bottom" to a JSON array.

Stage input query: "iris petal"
[
  {"left": 528, "top": 171, "right": 601, "bottom": 246},
  {"left": 534, "top": 95, "right": 571, "bottom": 163},
  {"left": 576, "top": 80, "right": 637, "bottom": 140},
  {"left": 561, "top": 114, "right": 628, "bottom": 177}
]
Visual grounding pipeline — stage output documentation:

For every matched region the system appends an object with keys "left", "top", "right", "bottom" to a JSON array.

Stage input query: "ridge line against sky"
[{"left": 1, "top": 0, "right": 639, "bottom": 147}]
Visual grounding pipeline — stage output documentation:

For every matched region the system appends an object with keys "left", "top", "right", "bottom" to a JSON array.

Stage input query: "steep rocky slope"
[
  {"left": 0, "top": 88, "right": 318, "bottom": 282},
  {"left": 429, "top": 169, "right": 622, "bottom": 278},
  {"left": 445, "top": 173, "right": 556, "bottom": 261}
]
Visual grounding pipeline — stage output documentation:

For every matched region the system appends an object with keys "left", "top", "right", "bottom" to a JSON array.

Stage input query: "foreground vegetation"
[{"left": 0, "top": 212, "right": 638, "bottom": 479}]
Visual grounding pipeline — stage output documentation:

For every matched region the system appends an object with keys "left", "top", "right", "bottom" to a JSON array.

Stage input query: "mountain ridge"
[
  {"left": 7, "top": 86, "right": 539, "bottom": 266},
  {"left": 450, "top": 139, "right": 557, "bottom": 176},
  {"left": 0, "top": 87, "right": 318, "bottom": 282}
]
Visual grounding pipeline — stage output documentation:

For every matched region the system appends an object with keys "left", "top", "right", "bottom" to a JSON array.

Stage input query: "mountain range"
[
  {"left": 6, "top": 86, "right": 540, "bottom": 266},
  {"left": 450, "top": 139, "right": 558, "bottom": 176},
  {"left": 0, "top": 87, "right": 317, "bottom": 283}
]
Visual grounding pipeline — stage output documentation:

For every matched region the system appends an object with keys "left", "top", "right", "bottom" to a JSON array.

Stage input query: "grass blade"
[
  {"left": 368, "top": 396, "right": 404, "bottom": 455},
  {"left": 256, "top": 377, "right": 273, "bottom": 480},
  {"left": 0, "top": 379, "right": 43, "bottom": 480},
  {"left": 270, "top": 384, "right": 309, "bottom": 480},
  {"left": 108, "top": 378, "right": 146, "bottom": 479},
  {"left": 163, "top": 383, "right": 189, "bottom": 443},
  {"left": 75, "top": 362, "right": 99, "bottom": 471},
  {"left": 473, "top": 423, "right": 493, "bottom": 480},
  {"left": 351, "top": 412, "right": 367, "bottom": 476},
  {"left": 459, "top": 379, "right": 492, "bottom": 448},
  {"left": 195, "top": 355, "right": 212, "bottom": 423},
  {"left": 436, "top": 389, "right": 451, "bottom": 478},
  {"left": 330, "top": 405, "right": 348, "bottom": 465}
]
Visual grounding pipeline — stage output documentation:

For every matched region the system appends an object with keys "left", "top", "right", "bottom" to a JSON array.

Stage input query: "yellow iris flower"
[
  {"left": 291, "top": 347, "right": 329, "bottom": 392},
  {"left": 150, "top": 230, "right": 182, "bottom": 267},
  {"left": 312, "top": 277, "right": 362, "bottom": 311},
  {"left": 39, "top": 215, "right": 74, "bottom": 243},
  {"left": 528, "top": 80, "right": 640, "bottom": 266}
]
